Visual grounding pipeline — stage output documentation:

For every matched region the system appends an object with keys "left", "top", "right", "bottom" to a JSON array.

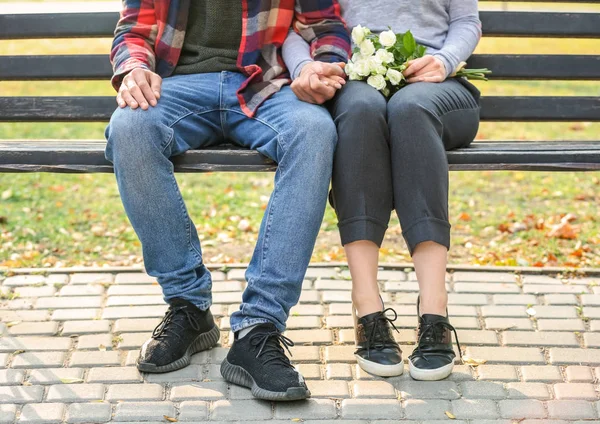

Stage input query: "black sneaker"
[
  {"left": 409, "top": 298, "right": 461, "bottom": 381},
  {"left": 220, "top": 323, "right": 310, "bottom": 401},
  {"left": 353, "top": 306, "right": 404, "bottom": 377},
  {"left": 137, "top": 298, "right": 220, "bottom": 373}
]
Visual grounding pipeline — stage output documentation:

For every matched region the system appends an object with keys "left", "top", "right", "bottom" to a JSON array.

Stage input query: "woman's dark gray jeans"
[{"left": 328, "top": 78, "right": 481, "bottom": 255}]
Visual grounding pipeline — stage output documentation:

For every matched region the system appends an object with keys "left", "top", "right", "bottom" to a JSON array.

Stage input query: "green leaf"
[
  {"left": 402, "top": 31, "right": 417, "bottom": 57},
  {"left": 415, "top": 45, "right": 427, "bottom": 58}
]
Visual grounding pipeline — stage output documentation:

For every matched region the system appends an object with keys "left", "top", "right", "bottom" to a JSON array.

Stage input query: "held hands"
[
  {"left": 403, "top": 55, "right": 447, "bottom": 83},
  {"left": 291, "top": 62, "right": 347, "bottom": 104},
  {"left": 117, "top": 68, "right": 163, "bottom": 110}
]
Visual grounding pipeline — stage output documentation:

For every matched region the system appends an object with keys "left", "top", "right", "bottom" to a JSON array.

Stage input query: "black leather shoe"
[
  {"left": 353, "top": 305, "right": 404, "bottom": 377},
  {"left": 409, "top": 298, "right": 461, "bottom": 381}
]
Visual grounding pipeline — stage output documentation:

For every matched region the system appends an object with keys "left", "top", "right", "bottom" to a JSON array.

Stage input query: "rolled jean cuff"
[
  {"left": 230, "top": 317, "right": 273, "bottom": 334},
  {"left": 402, "top": 217, "right": 451, "bottom": 256},
  {"left": 338, "top": 216, "right": 388, "bottom": 247}
]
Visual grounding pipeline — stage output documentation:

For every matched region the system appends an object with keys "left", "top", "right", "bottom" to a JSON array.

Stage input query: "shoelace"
[
  {"left": 412, "top": 320, "right": 462, "bottom": 363},
  {"left": 152, "top": 306, "right": 201, "bottom": 341},
  {"left": 365, "top": 308, "right": 400, "bottom": 353},
  {"left": 249, "top": 330, "right": 295, "bottom": 369}
]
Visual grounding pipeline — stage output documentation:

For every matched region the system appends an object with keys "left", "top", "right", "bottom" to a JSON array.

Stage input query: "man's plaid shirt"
[{"left": 110, "top": 0, "right": 351, "bottom": 116}]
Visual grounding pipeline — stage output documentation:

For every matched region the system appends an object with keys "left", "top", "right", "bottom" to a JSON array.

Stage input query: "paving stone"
[
  {"left": 524, "top": 284, "right": 586, "bottom": 294},
  {"left": 481, "top": 305, "right": 526, "bottom": 317},
  {"left": 36, "top": 296, "right": 103, "bottom": 309},
  {"left": 296, "top": 364, "right": 321, "bottom": 380},
  {"left": 0, "top": 336, "right": 71, "bottom": 352},
  {"left": 537, "top": 319, "right": 585, "bottom": 331},
  {"left": 326, "top": 315, "right": 354, "bottom": 329},
  {"left": 338, "top": 329, "right": 358, "bottom": 343},
  {"left": 87, "top": 367, "right": 142, "bottom": 383},
  {"left": 384, "top": 281, "right": 420, "bottom": 292},
  {"left": 228, "top": 384, "right": 254, "bottom": 400},
  {"left": 448, "top": 294, "right": 488, "bottom": 305},
  {"left": 284, "top": 329, "right": 332, "bottom": 345},
  {"left": 13, "top": 286, "right": 56, "bottom": 298},
  {"left": 113, "top": 401, "right": 176, "bottom": 421},
  {"left": 212, "top": 280, "right": 244, "bottom": 292},
  {"left": 493, "top": 294, "right": 538, "bottom": 305},
  {"left": 211, "top": 400, "right": 273, "bottom": 420},
  {"left": 52, "top": 309, "right": 101, "bottom": 320},
  {"left": 28, "top": 368, "right": 84, "bottom": 385},
  {"left": 466, "top": 347, "right": 545, "bottom": 364},
  {"left": 0, "top": 386, "right": 43, "bottom": 403},
  {"left": 59, "top": 284, "right": 105, "bottom": 296},
  {"left": 499, "top": 399, "right": 546, "bottom": 419},
  {"left": 0, "top": 405, "right": 15, "bottom": 423},
  {"left": 506, "top": 383, "right": 551, "bottom": 399},
  {"left": 404, "top": 399, "right": 450, "bottom": 419},
  {"left": 212, "top": 292, "right": 242, "bottom": 304},
  {"left": 549, "top": 348, "right": 600, "bottom": 365},
  {"left": 547, "top": 400, "right": 597, "bottom": 419},
  {"left": 322, "top": 291, "right": 352, "bottom": 303},
  {"left": 452, "top": 399, "right": 500, "bottom": 419},
  {"left": 553, "top": 383, "right": 598, "bottom": 400},
  {"left": 529, "top": 306, "right": 578, "bottom": 319},
  {"left": 521, "top": 366, "right": 563, "bottom": 382},
  {"left": 314, "top": 279, "right": 351, "bottom": 291},
  {"left": 70, "top": 273, "right": 113, "bottom": 285},
  {"left": 107, "top": 285, "right": 162, "bottom": 296},
  {"left": 46, "top": 274, "right": 69, "bottom": 286},
  {"left": 289, "top": 346, "right": 320, "bottom": 362},
  {"left": 76, "top": 334, "right": 113, "bottom": 350},
  {"left": 69, "top": 351, "right": 121, "bottom": 367},
  {"left": 204, "top": 364, "right": 225, "bottom": 381},
  {"left": 62, "top": 320, "right": 111, "bottom": 335},
  {"left": 0, "top": 369, "right": 24, "bottom": 386},
  {"left": 460, "top": 381, "right": 506, "bottom": 399},
  {"left": 19, "top": 403, "right": 65, "bottom": 423},
  {"left": 106, "top": 295, "right": 164, "bottom": 306},
  {"left": 352, "top": 364, "right": 378, "bottom": 380},
  {"left": 450, "top": 316, "right": 480, "bottom": 329},
  {"left": 503, "top": 331, "right": 579, "bottom": 347},
  {"left": 66, "top": 402, "right": 112, "bottom": 423},
  {"left": 455, "top": 283, "right": 520, "bottom": 294},
  {"left": 477, "top": 365, "right": 519, "bottom": 381},
  {"left": 341, "top": 399, "right": 403, "bottom": 419},
  {"left": 117, "top": 332, "right": 151, "bottom": 349},
  {"left": 446, "top": 365, "right": 475, "bottom": 381},
  {"left": 523, "top": 275, "right": 564, "bottom": 285},
  {"left": 326, "top": 364, "right": 352, "bottom": 380},
  {"left": 144, "top": 365, "right": 203, "bottom": 383},
  {"left": 113, "top": 318, "right": 161, "bottom": 333},
  {"left": 7, "top": 321, "right": 58, "bottom": 336},
  {"left": 106, "top": 383, "right": 164, "bottom": 401},
  {"left": 398, "top": 381, "right": 460, "bottom": 399},
  {"left": 275, "top": 399, "right": 337, "bottom": 419},
  {"left": 351, "top": 381, "right": 396, "bottom": 398},
  {"left": 102, "top": 305, "right": 167, "bottom": 319},
  {"left": 289, "top": 304, "right": 324, "bottom": 316},
  {"left": 447, "top": 305, "right": 478, "bottom": 316},
  {"left": 565, "top": 365, "right": 594, "bottom": 382},
  {"left": 393, "top": 329, "right": 418, "bottom": 344},
  {"left": 325, "top": 346, "right": 356, "bottom": 363},
  {"left": 2, "top": 275, "right": 46, "bottom": 287},
  {"left": 286, "top": 315, "right": 321, "bottom": 329},
  {"left": 0, "top": 310, "right": 49, "bottom": 322},
  {"left": 453, "top": 272, "right": 516, "bottom": 283},
  {"left": 46, "top": 383, "right": 105, "bottom": 402},
  {"left": 581, "top": 294, "right": 600, "bottom": 306},
  {"left": 545, "top": 294, "right": 578, "bottom": 305},
  {"left": 583, "top": 332, "right": 600, "bottom": 348},
  {"left": 456, "top": 330, "right": 499, "bottom": 346},
  {"left": 12, "top": 351, "right": 66, "bottom": 368},
  {"left": 170, "top": 382, "right": 228, "bottom": 400},
  {"left": 485, "top": 318, "right": 533, "bottom": 331},
  {"left": 206, "top": 347, "right": 228, "bottom": 364},
  {"left": 307, "top": 380, "right": 350, "bottom": 398},
  {"left": 178, "top": 400, "right": 209, "bottom": 421},
  {"left": 4, "top": 298, "right": 33, "bottom": 309}
]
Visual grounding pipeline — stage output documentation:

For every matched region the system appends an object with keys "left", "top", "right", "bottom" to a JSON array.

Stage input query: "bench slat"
[
  {"left": 1, "top": 140, "right": 598, "bottom": 173},
  {"left": 1, "top": 12, "right": 599, "bottom": 39},
  {"left": 1, "top": 96, "right": 599, "bottom": 122},
  {"left": 2, "top": 54, "right": 600, "bottom": 81}
]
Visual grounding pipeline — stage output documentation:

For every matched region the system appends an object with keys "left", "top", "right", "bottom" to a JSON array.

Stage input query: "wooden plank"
[
  {"left": 1, "top": 12, "right": 599, "bottom": 39},
  {"left": 1, "top": 140, "right": 599, "bottom": 173},
  {"left": 3, "top": 54, "right": 600, "bottom": 81},
  {"left": 1, "top": 96, "right": 599, "bottom": 122}
]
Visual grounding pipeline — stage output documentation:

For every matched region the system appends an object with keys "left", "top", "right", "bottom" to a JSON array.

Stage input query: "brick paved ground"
[{"left": 0, "top": 267, "right": 599, "bottom": 423}]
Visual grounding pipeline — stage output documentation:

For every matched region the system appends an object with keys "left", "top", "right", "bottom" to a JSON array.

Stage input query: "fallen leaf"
[
  {"left": 462, "top": 356, "right": 487, "bottom": 366},
  {"left": 164, "top": 416, "right": 178, "bottom": 423},
  {"left": 98, "top": 344, "right": 107, "bottom": 351},
  {"left": 12, "top": 350, "right": 25, "bottom": 355},
  {"left": 291, "top": 419, "right": 304, "bottom": 423},
  {"left": 5, "top": 321, "right": 21, "bottom": 328},
  {"left": 22, "top": 381, "right": 32, "bottom": 386},
  {"left": 457, "top": 212, "right": 471, "bottom": 222},
  {"left": 547, "top": 221, "right": 577, "bottom": 240},
  {"left": 445, "top": 411, "right": 456, "bottom": 419},
  {"left": 60, "top": 378, "right": 84, "bottom": 384},
  {"left": 1, "top": 190, "right": 12, "bottom": 200}
]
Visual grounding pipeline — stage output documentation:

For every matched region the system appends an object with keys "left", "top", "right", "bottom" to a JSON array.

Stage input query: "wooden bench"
[{"left": 1, "top": 0, "right": 599, "bottom": 173}]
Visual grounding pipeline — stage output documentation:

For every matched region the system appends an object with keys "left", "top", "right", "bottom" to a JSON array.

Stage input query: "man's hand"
[
  {"left": 291, "top": 62, "right": 346, "bottom": 104},
  {"left": 117, "top": 68, "right": 163, "bottom": 110},
  {"left": 403, "top": 55, "right": 446, "bottom": 84}
]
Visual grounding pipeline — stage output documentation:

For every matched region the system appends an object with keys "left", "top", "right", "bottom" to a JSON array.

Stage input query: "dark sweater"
[{"left": 173, "top": 0, "right": 242, "bottom": 75}]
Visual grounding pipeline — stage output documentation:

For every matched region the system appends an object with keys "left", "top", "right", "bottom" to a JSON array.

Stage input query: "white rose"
[
  {"left": 348, "top": 71, "right": 361, "bottom": 81},
  {"left": 351, "top": 25, "right": 369, "bottom": 45},
  {"left": 359, "top": 39, "right": 376, "bottom": 57},
  {"left": 379, "top": 30, "right": 396, "bottom": 48},
  {"left": 375, "top": 65, "right": 388, "bottom": 75},
  {"left": 367, "top": 74, "right": 387, "bottom": 91},
  {"left": 375, "top": 49, "right": 395, "bottom": 65},
  {"left": 351, "top": 52, "right": 363, "bottom": 63},
  {"left": 382, "top": 86, "right": 391, "bottom": 97},
  {"left": 386, "top": 68, "right": 404, "bottom": 85},
  {"left": 367, "top": 56, "right": 382, "bottom": 71},
  {"left": 353, "top": 59, "right": 371, "bottom": 77}
]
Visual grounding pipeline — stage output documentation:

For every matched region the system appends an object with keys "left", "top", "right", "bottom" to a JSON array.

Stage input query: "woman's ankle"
[
  {"left": 352, "top": 291, "right": 383, "bottom": 317},
  {"left": 419, "top": 292, "right": 448, "bottom": 317}
]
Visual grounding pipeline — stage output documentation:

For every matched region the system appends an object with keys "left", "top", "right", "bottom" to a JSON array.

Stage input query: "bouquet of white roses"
[{"left": 346, "top": 25, "right": 491, "bottom": 97}]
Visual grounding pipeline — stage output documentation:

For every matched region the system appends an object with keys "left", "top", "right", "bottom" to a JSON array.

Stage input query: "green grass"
[{"left": 1, "top": 11, "right": 599, "bottom": 269}]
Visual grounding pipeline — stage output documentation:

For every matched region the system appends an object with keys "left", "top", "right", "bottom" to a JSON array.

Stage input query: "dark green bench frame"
[{"left": 1, "top": 0, "right": 599, "bottom": 173}]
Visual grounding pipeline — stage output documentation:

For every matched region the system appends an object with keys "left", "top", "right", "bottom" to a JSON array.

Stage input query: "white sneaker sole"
[
  {"left": 409, "top": 360, "right": 454, "bottom": 381},
  {"left": 356, "top": 354, "right": 405, "bottom": 377}
]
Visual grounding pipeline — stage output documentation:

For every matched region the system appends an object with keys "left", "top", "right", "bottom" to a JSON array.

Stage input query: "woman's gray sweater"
[{"left": 283, "top": 0, "right": 481, "bottom": 79}]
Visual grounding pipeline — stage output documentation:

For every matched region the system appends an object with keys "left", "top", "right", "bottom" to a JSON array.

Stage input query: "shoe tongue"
[
  {"left": 169, "top": 298, "right": 198, "bottom": 310},
  {"left": 420, "top": 314, "right": 449, "bottom": 325}
]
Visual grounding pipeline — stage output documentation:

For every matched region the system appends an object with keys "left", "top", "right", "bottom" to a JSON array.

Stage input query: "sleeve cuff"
[
  {"left": 432, "top": 52, "right": 457, "bottom": 78},
  {"left": 292, "top": 59, "right": 314, "bottom": 80},
  {"left": 111, "top": 61, "right": 150, "bottom": 91}
]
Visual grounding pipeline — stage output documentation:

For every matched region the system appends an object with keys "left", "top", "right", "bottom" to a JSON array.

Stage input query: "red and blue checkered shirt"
[{"left": 110, "top": 0, "right": 351, "bottom": 117}]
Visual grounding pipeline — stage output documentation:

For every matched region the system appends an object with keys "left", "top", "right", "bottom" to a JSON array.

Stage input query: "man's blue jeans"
[{"left": 105, "top": 72, "right": 337, "bottom": 333}]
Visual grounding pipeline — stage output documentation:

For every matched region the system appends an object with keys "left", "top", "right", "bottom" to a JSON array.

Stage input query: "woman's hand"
[
  {"left": 403, "top": 55, "right": 447, "bottom": 83},
  {"left": 291, "top": 62, "right": 346, "bottom": 104}
]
